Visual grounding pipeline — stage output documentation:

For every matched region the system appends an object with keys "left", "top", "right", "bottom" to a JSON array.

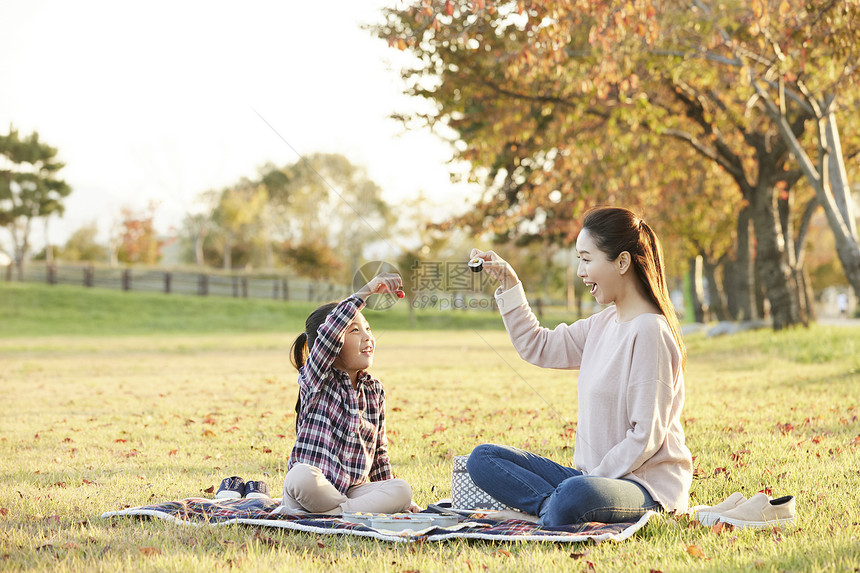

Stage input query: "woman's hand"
[
  {"left": 355, "top": 272, "right": 403, "bottom": 301},
  {"left": 469, "top": 249, "right": 519, "bottom": 292},
  {"left": 405, "top": 502, "right": 423, "bottom": 513}
]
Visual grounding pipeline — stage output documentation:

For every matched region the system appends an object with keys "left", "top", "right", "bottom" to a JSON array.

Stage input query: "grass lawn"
[{"left": 0, "top": 282, "right": 858, "bottom": 572}]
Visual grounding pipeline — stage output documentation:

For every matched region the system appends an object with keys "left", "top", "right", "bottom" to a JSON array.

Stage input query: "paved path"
[{"left": 816, "top": 317, "right": 860, "bottom": 327}]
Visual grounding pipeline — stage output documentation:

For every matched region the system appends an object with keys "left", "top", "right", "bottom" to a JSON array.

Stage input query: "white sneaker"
[
  {"left": 693, "top": 492, "right": 746, "bottom": 526},
  {"left": 718, "top": 493, "right": 796, "bottom": 529}
]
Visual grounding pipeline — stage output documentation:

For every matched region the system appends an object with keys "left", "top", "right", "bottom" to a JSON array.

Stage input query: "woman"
[{"left": 467, "top": 207, "right": 692, "bottom": 526}]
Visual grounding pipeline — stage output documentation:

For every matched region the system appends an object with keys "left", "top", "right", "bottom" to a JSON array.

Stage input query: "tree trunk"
[
  {"left": 223, "top": 235, "right": 233, "bottom": 270},
  {"left": 732, "top": 207, "right": 756, "bottom": 321},
  {"left": 194, "top": 229, "right": 206, "bottom": 266},
  {"left": 778, "top": 187, "right": 810, "bottom": 327},
  {"left": 702, "top": 255, "right": 730, "bottom": 321},
  {"left": 748, "top": 187, "right": 800, "bottom": 329},
  {"left": 688, "top": 256, "right": 706, "bottom": 323},
  {"left": 44, "top": 217, "right": 53, "bottom": 265},
  {"left": 767, "top": 98, "right": 860, "bottom": 311},
  {"left": 798, "top": 265, "right": 816, "bottom": 323},
  {"left": 823, "top": 117, "right": 860, "bottom": 309}
]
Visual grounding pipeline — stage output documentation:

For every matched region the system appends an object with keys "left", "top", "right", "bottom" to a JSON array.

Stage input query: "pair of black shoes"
[{"left": 215, "top": 476, "right": 270, "bottom": 499}]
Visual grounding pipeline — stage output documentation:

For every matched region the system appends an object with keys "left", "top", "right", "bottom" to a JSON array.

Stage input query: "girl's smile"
[{"left": 334, "top": 311, "right": 376, "bottom": 385}]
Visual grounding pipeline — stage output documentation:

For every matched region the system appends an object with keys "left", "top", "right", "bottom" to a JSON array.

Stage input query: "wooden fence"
[{"left": 3, "top": 262, "right": 351, "bottom": 303}]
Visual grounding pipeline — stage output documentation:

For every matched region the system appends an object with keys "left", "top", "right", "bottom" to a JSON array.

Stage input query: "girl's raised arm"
[{"left": 301, "top": 272, "right": 403, "bottom": 390}]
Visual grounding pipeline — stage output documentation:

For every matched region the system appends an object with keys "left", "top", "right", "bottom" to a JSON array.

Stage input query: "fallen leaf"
[
  {"left": 253, "top": 532, "right": 280, "bottom": 547},
  {"left": 202, "top": 486, "right": 215, "bottom": 494},
  {"left": 686, "top": 544, "right": 708, "bottom": 559},
  {"left": 0, "top": 508, "right": 8, "bottom": 516},
  {"left": 138, "top": 546, "right": 161, "bottom": 555},
  {"left": 776, "top": 422, "right": 794, "bottom": 435},
  {"left": 712, "top": 521, "right": 733, "bottom": 534},
  {"left": 168, "top": 449, "right": 178, "bottom": 456},
  {"left": 114, "top": 438, "right": 127, "bottom": 443},
  {"left": 493, "top": 549, "right": 512, "bottom": 558},
  {"left": 62, "top": 542, "right": 78, "bottom": 549},
  {"left": 202, "top": 429, "right": 216, "bottom": 438}
]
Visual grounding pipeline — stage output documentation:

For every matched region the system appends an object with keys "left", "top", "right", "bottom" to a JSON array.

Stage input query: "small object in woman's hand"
[
  {"left": 468, "top": 257, "right": 484, "bottom": 272},
  {"left": 395, "top": 289, "right": 405, "bottom": 298}
]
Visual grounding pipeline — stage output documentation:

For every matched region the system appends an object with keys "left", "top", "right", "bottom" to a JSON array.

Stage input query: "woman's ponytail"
[{"left": 583, "top": 207, "right": 686, "bottom": 369}]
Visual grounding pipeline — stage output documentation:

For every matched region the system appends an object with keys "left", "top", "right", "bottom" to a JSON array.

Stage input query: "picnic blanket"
[{"left": 101, "top": 497, "right": 654, "bottom": 543}]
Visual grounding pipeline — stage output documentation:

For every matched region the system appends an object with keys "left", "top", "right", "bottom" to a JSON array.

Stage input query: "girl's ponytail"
[
  {"left": 291, "top": 301, "right": 339, "bottom": 432},
  {"left": 290, "top": 332, "right": 309, "bottom": 370}
]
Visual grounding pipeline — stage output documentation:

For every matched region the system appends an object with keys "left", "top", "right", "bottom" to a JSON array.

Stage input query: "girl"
[
  {"left": 276, "top": 272, "right": 416, "bottom": 515},
  {"left": 466, "top": 207, "right": 692, "bottom": 526}
]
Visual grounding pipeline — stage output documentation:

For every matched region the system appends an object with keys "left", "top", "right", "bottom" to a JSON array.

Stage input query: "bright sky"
[{"left": 0, "top": 0, "right": 478, "bottom": 253}]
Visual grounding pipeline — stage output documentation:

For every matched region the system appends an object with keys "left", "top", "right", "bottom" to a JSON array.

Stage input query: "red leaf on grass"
[
  {"left": 758, "top": 487, "right": 773, "bottom": 496},
  {"left": 712, "top": 521, "right": 734, "bottom": 534},
  {"left": 168, "top": 449, "right": 178, "bottom": 456},
  {"left": 202, "top": 486, "right": 215, "bottom": 494},
  {"left": 776, "top": 422, "right": 794, "bottom": 435},
  {"left": 730, "top": 449, "right": 749, "bottom": 461},
  {"left": 202, "top": 429, "right": 216, "bottom": 438},
  {"left": 493, "top": 549, "right": 512, "bottom": 557},
  {"left": 114, "top": 439, "right": 127, "bottom": 443},
  {"left": 0, "top": 508, "right": 8, "bottom": 516},
  {"left": 686, "top": 544, "right": 708, "bottom": 559},
  {"left": 139, "top": 546, "right": 160, "bottom": 555}
]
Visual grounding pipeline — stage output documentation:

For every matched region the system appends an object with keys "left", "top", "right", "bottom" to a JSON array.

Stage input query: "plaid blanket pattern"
[{"left": 101, "top": 497, "right": 654, "bottom": 543}]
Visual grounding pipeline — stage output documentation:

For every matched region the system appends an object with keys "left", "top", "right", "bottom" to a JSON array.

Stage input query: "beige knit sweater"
[{"left": 496, "top": 283, "right": 693, "bottom": 512}]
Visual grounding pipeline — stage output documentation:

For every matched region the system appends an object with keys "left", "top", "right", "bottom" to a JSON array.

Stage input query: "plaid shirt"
[{"left": 287, "top": 295, "right": 392, "bottom": 493}]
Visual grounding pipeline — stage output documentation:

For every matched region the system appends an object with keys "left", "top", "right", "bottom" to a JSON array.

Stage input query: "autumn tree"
[
  {"left": 59, "top": 221, "right": 107, "bottom": 262},
  {"left": 210, "top": 181, "right": 268, "bottom": 270},
  {"left": 181, "top": 154, "right": 392, "bottom": 278},
  {"left": 0, "top": 127, "right": 72, "bottom": 278},
  {"left": 263, "top": 154, "right": 394, "bottom": 279},
  {"left": 115, "top": 203, "right": 163, "bottom": 265},
  {"left": 376, "top": 0, "right": 859, "bottom": 329}
]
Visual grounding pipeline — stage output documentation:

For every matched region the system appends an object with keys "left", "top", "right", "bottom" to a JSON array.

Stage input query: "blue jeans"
[{"left": 467, "top": 444, "right": 661, "bottom": 527}]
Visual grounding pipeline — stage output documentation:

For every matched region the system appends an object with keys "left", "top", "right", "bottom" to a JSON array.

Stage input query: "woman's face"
[{"left": 576, "top": 228, "right": 620, "bottom": 305}]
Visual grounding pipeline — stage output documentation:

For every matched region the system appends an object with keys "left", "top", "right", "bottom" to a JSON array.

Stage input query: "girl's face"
[
  {"left": 333, "top": 311, "right": 375, "bottom": 374},
  {"left": 576, "top": 228, "right": 621, "bottom": 305}
]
